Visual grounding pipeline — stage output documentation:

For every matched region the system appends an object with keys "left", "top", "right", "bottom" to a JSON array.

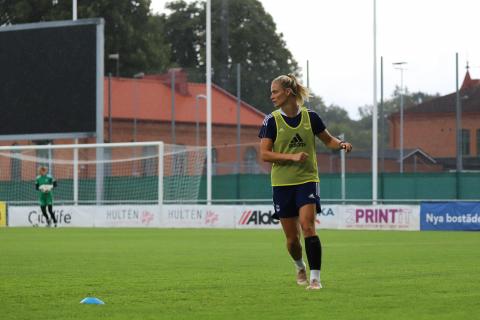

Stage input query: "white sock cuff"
[{"left": 310, "top": 270, "right": 320, "bottom": 281}]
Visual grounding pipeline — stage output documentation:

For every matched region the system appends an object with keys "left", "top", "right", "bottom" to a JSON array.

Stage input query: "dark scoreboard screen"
[{"left": 0, "top": 22, "right": 97, "bottom": 136}]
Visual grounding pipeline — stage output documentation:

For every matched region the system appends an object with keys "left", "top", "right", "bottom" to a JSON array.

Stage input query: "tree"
[
  {"left": 163, "top": 1, "right": 203, "bottom": 71},
  {"left": 163, "top": 0, "right": 299, "bottom": 113},
  {"left": 0, "top": 0, "right": 171, "bottom": 77},
  {"left": 355, "top": 88, "right": 440, "bottom": 150}
]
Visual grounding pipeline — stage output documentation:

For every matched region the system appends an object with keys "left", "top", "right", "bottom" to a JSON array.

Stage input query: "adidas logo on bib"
[{"left": 289, "top": 133, "right": 306, "bottom": 148}]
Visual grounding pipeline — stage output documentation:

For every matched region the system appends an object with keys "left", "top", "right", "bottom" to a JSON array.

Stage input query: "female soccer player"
[
  {"left": 35, "top": 166, "right": 58, "bottom": 227},
  {"left": 258, "top": 74, "right": 352, "bottom": 289}
]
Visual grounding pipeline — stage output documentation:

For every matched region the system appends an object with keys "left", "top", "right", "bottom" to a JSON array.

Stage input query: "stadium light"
[
  {"left": 393, "top": 62, "right": 407, "bottom": 173},
  {"left": 108, "top": 53, "right": 120, "bottom": 77},
  {"left": 195, "top": 94, "right": 207, "bottom": 147}
]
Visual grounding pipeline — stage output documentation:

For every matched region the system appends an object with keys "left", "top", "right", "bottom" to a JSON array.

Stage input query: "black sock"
[
  {"left": 305, "top": 236, "right": 322, "bottom": 271},
  {"left": 48, "top": 205, "right": 57, "bottom": 224},
  {"left": 40, "top": 206, "right": 50, "bottom": 224}
]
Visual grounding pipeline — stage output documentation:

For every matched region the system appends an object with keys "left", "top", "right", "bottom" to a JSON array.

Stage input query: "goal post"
[{"left": 0, "top": 141, "right": 205, "bottom": 206}]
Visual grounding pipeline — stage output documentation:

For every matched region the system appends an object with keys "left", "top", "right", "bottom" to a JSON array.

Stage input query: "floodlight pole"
[
  {"left": 108, "top": 53, "right": 120, "bottom": 77},
  {"left": 400, "top": 68, "right": 404, "bottom": 173},
  {"left": 340, "top": 133, "right": 346, "bottom": 204},
  {"left": 393, "top": 62, "right": 407, "bottom": 173},
  {"left": 171, "top": 70, "right": 176, "bottom": 145},
  {"left": 236, "top": 63, "right": 241, "bottom": 174},
  {"left": 455, "top": 53, "right": 463, "bottom": 172},
  {"left": 74, "top": 138, "right": 79, "bottom": 206},
  {"left": 95, "top": 19, "right": 105, "bottom": 205},
  {"left": 372, "top": 0, "right": 378, "bottom": 204},
  {"left": 132, "top": 72, "right": 144, "bottom": 177},
  {"left": 380, "top": 56, "right": 384, "bottom": 200},
  {"left": 72, "top": 0, "right": 77, "bottom": 20},
  {"left": 133, "top": 72, "right": 145, "bottom": 143},
  {"left": 206, "top": 0, "right": 212, "bottom": 205},
  {"left": 195, "top": 94, "right": 207, "bottom": 147},
  {"left": 108, "top": 73, "right": 112, "bottom": 142},
  {"left": 236, "top": 63, "right": 241, "bottom": 200}
]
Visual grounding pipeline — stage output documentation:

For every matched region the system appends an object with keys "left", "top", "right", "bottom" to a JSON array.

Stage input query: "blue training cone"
[{"left": 80, "top": 297, "right": 105, "bottom": 305}]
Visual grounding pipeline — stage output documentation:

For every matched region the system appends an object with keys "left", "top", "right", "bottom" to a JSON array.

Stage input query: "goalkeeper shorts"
[{"left": 39, "top": 194, "right": 53, "bottom": 206}]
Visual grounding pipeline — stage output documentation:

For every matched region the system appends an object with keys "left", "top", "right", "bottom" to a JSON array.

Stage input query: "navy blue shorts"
[{"left": 272, "top": 182, "right": 321, "bottom": 220}]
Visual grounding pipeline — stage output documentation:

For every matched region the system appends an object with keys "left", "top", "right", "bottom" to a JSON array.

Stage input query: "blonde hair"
[{"left": 273, "top": 73, "right": 311, "bottom": 106}]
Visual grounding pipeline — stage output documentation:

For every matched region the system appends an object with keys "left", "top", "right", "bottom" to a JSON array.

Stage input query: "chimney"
[{"left": 145, "top": 68, "right": 190, "bottom": 96}]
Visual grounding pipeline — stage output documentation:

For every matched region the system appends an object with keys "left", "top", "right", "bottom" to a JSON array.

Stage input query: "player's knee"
[{"left": 300, "top": 223, "right": 316, "bottom": 237}]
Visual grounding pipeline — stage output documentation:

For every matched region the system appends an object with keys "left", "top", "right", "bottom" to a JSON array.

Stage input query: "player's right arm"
[
  {"left": 260, "top": 138, "right": 308, "bottom": 163},
  {"left": 258, "top": 114, "right": 307, "bottom": 163}
]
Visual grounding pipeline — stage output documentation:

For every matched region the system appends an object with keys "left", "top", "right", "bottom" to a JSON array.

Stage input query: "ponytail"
[{"left": 273, "top": 73, "right": 311, "bottom": 106}]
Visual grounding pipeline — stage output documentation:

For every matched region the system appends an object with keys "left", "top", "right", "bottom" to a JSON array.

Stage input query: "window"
[
  {"left": 244, "top": 147, "right": 258, "bottom": 174},
  {"left": 462, "top": 129, "right": 470, "bottom": 156}
]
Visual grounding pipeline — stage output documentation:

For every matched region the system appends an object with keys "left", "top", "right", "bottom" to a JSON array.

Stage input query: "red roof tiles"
[{"left": 103, "top": 75, "right": 266, "bottom": 127}]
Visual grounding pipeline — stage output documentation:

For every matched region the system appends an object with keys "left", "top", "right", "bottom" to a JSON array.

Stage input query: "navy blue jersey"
[{"left": 258, "top": 108, "right": 326, "bottom": 141}]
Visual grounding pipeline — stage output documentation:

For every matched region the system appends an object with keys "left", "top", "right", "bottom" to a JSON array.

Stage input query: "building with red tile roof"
[
  {"left": 103, "top": 69, "right": 268, "bottom": 174},
  {"left": 389, "top": 70, "right": 480, "bottom": 170},
  {"left": 104, "top": 69, "right": 265, "bottom": 130}
]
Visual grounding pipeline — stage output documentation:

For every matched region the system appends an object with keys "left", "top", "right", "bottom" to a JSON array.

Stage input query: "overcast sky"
[{"left": 151, "top": 0, "right": 480, "bottom": 119}]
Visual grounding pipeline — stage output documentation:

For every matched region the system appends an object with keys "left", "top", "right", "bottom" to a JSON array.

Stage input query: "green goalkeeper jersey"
[{"left": 36, "top": 174, "right": 56, "bottom": 206}]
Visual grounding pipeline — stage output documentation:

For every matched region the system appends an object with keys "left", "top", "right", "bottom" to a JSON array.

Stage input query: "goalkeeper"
[{"left": 35, "top": 166, "right": 58, "bottom": 227}]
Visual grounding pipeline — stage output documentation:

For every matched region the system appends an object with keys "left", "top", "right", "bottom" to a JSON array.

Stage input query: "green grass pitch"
[{"left": 0, "top": 228, "right": 479, "bottom": 320}]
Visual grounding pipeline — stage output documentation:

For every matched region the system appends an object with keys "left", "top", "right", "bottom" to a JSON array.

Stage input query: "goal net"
[{"left": 0, "top": 142, "right": 206, "bottom": 205}]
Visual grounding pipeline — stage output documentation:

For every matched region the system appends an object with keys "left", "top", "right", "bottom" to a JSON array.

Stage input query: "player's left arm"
[
  {"left": 309, "top": 110, "right": 352, "bottom": 152},
  {"left": 316, "top": 130, "right": 352, "bottom": 152}
]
